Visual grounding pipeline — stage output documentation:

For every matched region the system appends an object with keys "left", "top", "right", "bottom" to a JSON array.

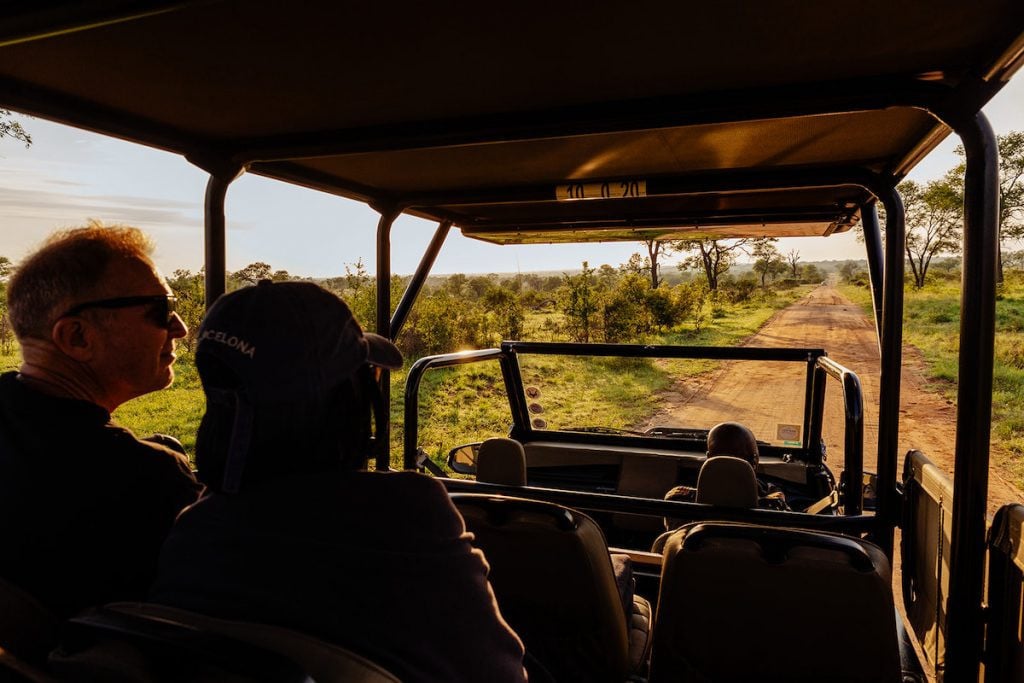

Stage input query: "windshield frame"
[{"left": 403, "top": 342, "right": 832, "bottom": 469}]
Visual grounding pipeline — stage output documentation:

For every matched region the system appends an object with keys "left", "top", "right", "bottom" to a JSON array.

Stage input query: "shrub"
[
  {"left": 645, "top": 287, "right": 680, "bottom": 330},
  {"left": 560, "top": 262, "right": 600, "bottom": 343},
  {"left": 483, "top": 286, "right": 525, "bottom": 341}
]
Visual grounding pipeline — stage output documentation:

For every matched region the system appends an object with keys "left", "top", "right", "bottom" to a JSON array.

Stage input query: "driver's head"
[
  {"left": 194, "top": 281, "right": 402, "bottom": 493},
  {"left": 707, "top": 422, "right": 759, "bottom": 469}
]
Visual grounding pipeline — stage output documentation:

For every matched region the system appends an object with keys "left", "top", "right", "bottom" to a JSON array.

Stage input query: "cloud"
[{"left": 0, "top": 185, "right": 198, "bottom": 227}]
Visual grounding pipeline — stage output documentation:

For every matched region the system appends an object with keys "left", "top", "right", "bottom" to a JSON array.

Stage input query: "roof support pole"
[
  {"left": 374, "top": 207, "right": 400, "bottom": 471},
  {"left": 874, "top": 183, "right": 905, "bottom": 559},
  {"left": 203, "top": 165, "right": 244, "bottom": 309},
  {"left": 391, "top": 220, "right": 451, "bottom": 339},
  {"left": 861, "top": 202, "right": 885, "bottom": 349},
  {"left": 944, "top": 112, "right": 998, "bottom": 683}
]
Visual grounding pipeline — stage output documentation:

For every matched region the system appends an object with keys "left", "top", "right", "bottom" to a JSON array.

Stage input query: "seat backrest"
[
  {"left": 695, "top": 456, "right": 758, "bottom": 508},
  {"left": 985, "top": 503, "right": 1024, "bottom": 683},
  {"left": 49, "top": 602, "right": 400, "bottom": 683},
  {"left": 452, "top": 493, "right": 630, "bottom": 683},
  {"left": 476, "top": 438, "right": 527, "bottom": 486},
  {"left": 902, "top": 449, "right": 953, "bottom": 673},
  {"left": 650, "top": 521, "right": 901, "bottom": 683},
  {"left": 0, "top": 576, "right": 57, "bottom": 666}
]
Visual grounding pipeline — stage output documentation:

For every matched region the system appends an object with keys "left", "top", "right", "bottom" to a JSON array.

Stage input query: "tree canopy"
[
  {"left": 954, "top": 131, "right": 1024, "bottom": 281},
  {"left": 0, "top": 109, "right": 30, "bottom": 147},
  {"left": 674, "top": 238, "right": 751, "bottom": 291},
  {"left": 899, "top": 177, "right": 963, "bottom": 288}
]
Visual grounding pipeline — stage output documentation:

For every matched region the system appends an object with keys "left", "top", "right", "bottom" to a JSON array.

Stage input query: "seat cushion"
[{"left": 628, "top": 595, "right": 653, "bottom": 674}]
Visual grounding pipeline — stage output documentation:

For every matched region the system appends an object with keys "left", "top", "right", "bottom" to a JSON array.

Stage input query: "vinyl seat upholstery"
[
  {"left": 453, "top": 494, "right": 652, "bottom": 682},
  {"left": 650, "top": 522, "right": 901, "bottom": 682}
]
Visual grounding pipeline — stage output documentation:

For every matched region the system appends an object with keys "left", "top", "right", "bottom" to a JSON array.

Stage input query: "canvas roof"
[{"left": 2, "top": 1, "right": 1023, "bottom": 243}]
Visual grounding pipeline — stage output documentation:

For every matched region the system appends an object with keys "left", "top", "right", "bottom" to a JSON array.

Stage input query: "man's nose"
[{"left": 168, "top": 312, "right": 188, "bottom": 339}]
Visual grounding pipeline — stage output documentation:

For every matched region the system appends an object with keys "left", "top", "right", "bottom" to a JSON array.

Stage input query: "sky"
[{"left": 1, "top": 76, "right": 1022, "bottom": 278}]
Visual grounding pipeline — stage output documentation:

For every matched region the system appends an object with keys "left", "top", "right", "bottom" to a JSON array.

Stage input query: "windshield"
[{"left": 516, "top": 352, "right": 808, "bottom": 448}]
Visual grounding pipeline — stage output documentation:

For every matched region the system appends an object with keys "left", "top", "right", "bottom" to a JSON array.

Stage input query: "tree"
[
  {"left": 167, "top": 269, "right": 206, "bottom": 352},
  {"left": 674, "top": 238, "right": 750, "bottom": 291},
  {"left": 560, "top": 262, "right": 600, "bottom": 343},
  {"left": 838, "top": 260, "right": 865, "bottom": 283},
  {"left": 596, "top": 263, "right": 620, "bottom": 290},
  {"left": 800, "top": 263, "right": 824, "bottom": 283},
  {"left": 900, "top": 177, "right": 963, "bottom": 288},
  {"left": 786, "top": 250, "right": 801, "bottom": 278},
  {"left": 0, "top": 256, "right": 15, "bottom": 354},
  {"left": 482, "top": 286, "right": 525, "bottom": 340},
  {"left": 441, "top": 273, "right": 467, "bottom": 297},
  {"left": 675, "top": 280, "right": 710, "bottom": 332},
  {"left": 465, "top": 275, "right": 496, "bottom": 300},
  {"left": 954, "top": 131, "right": 1024, "bottom": 282},
  {"left": 751, "top": 239, "right": 782, "bottom": 288},
  {"left": 0, "top": 109, "right": 31, "bottom": 147},
  {"left": 602, "top": 272, "right": 652, "bottom": 342},
  {"left": 619, "top": 253, "right": 646, "bottom": 277},
  {"left": 963, "top": 131, "right": 1024, "bottom": 279},
  {"left": 643, "top": 239, "right": 674, "bottom": 289},
  {"left": 232, "top": 262, "right": 273, "bottom": 286},
  {"left": 645, "top": 286, "right": 680, "bottom": 330}
]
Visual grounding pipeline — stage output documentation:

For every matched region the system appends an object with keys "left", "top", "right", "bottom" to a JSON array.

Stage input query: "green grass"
[
  {"left": 0, "top": 285, "right": 810, "bottom": 472},
  {"left": 840, "top": 274, "right": 1024, "bottom": 489},
  {"left": 114, "top": 357, "right": 205, "bottom": 455}
]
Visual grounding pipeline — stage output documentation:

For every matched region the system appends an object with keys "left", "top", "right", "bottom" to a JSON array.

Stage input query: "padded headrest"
[
  {"left": 695, "top": 456, "right": 758, "bottom": 508},
  {"left": 477, "top": 438, "right": 527, "bottom": 486}
]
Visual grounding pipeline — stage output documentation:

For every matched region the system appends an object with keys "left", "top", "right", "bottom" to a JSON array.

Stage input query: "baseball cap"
[
  {"left": 195, "top": 280, "right": 402, "bottom": 492},
  {"left": 196, "top": 280, "right": 401, "bottom": 403}
]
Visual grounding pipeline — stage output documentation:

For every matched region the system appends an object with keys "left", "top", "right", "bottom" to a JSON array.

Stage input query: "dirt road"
[{"left": 648, "top": 283, "right": 1024, "bottom": 514}]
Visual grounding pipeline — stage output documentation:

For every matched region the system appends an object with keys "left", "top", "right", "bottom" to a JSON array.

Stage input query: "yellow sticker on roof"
[{"left": 557, "top": 180, "right": 647, "bottom": 201}]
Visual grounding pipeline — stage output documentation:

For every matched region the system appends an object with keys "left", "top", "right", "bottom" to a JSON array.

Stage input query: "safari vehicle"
[{"left": 2, "top": 1, "right": 1024, "bottom": 682}]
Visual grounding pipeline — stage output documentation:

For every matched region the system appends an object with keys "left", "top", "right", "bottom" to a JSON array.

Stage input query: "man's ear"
[{"left": 51, "top": 317, "right": 96, "bottom": 361}]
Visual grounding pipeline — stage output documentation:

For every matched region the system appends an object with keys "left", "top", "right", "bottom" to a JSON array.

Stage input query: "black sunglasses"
[{"left": 61, "top": 295, "right": 178, "bottom": 327}]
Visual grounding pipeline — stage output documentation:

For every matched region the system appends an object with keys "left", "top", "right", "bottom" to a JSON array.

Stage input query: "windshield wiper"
[
  {"left": 643, "top": 426, "right": 708, "bottom": 440},
  {"left": 565, "top": 426, "right": 648, "bottom": 436}
]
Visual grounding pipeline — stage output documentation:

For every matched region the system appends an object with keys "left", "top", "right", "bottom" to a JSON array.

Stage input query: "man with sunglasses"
[{"left": 0, "top": 225, "right": 201, "bottom": 636}]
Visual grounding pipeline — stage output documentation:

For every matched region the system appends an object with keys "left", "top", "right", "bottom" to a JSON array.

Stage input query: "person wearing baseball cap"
[{"left": 150, "top": 281, "right": 527, "bottom": 682}]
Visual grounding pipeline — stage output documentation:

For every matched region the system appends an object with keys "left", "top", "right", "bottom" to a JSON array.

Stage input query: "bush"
[
  {"left": 601, "top": 273, "right": 652, "bottom": 342},
  {"left": 398, "top": 292, "right": 487, "bottom": 358},
  {"left": 722, "top": 278, "right": 757, "bottom": 304},
  {"left": 645, "top": 287, "right": 680, "bottom": 330},
  {"left": 674, "top": 280, "right": 710, "bottom": 331},
  {"left": 483, "top": 286, "right": 525, "bottom": 341}
]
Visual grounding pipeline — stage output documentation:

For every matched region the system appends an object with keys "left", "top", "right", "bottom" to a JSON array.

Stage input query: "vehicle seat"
[
  {"left": 654, "top": 456, "right": 761, "bottom": 550},
  {"left": 49, "top": 602, "right": 400, "bottom": 683},
  {"left": 476, "top": 438, "right": 527, "bottom": 486},
  {"left": 649, "top": 522, "right": 901, "bottom": 682},
  {"left": 452, "top": 493, "right": 651, "bottom": 682},
  {"left": 695, "top": 455, "right": 758, "bottom": 507},
  {"left": 0, "top": 576, "right": 58, "bottom": 666}
]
